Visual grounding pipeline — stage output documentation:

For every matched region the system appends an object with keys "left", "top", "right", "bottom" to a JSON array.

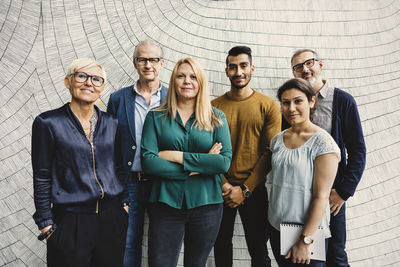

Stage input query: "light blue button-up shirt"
[{"left": 131, "top": 81, "right": 162, "bottom": 172}]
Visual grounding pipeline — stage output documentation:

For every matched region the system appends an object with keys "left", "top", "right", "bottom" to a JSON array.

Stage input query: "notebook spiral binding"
[{"left": 281, "top": 222, "right": 323, "bottom": 229}]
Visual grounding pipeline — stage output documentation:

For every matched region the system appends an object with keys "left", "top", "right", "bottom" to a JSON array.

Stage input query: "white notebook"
[{"left": 280, "top": 222, "right": 325, "bottom": 261}]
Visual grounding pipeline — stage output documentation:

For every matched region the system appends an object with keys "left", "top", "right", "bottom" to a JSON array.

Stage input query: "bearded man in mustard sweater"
[{"left": 212, "top": 46, "right": 281, "bottom": 267}]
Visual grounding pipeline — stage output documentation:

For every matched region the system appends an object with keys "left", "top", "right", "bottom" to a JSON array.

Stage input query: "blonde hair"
[
  {"left": 65, "top": 58, "right": 106, "bottom": 83},
  {"left": 160, "top": 58, "right": 222, "bottom": 131}
]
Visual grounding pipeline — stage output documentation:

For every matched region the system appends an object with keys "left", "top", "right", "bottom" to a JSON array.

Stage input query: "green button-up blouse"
[{"left": 141, "top": 108, "right": 232, "bottom": 209}]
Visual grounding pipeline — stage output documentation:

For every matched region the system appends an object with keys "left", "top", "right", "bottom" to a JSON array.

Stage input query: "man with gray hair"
[
  {"left": 286, "top": 49, "right": 366, "bottom": 267},
  {"left": 107, "top": 40, "right": 168, "bottom": 267}
]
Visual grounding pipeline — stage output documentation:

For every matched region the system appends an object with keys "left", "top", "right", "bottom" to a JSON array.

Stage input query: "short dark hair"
[
  {"left": 277, "top": 78, "right": 317, "bottom": 119},
  {"left": 290, "top": 49, "right": 319, "bottom": 65},
  {"left": 226, "top": 46, "right": 252, "bottom": 66}
]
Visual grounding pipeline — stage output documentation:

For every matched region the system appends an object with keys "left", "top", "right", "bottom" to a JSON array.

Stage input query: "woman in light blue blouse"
[
  {"left": 268, "top": 78, "right": 340, "bottom": 266},
  {"left": 141, "top": 58, "right": 232, "bottom": 267}
]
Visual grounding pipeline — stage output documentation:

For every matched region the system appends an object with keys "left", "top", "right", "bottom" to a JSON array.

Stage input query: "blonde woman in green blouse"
[{"left": 141, "top": 58, "right": 232, "bottom": 267}]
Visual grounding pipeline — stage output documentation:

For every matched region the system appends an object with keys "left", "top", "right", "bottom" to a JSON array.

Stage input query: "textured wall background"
[{"left": 1, "top": 0, "right": 399, "bottom": 266}]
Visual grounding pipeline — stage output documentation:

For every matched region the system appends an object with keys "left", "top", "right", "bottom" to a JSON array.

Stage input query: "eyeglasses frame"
[
  {"left": 134, "top": 57, "right": 162, "bottom": 66},
  {"left": 292, "top": 58, "right": 319, "bottom": 72},
  {"left": 71, "top": 72, "right": 105, "bottom": 87}
]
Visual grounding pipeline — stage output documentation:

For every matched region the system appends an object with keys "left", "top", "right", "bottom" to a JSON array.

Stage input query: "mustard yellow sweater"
[{"left": 212, "top": 90, "right": 281, "bottom": 191}]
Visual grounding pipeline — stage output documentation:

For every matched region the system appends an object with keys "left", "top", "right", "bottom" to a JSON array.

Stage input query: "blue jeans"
[
  {"left": 123, "top": 178, "right": 152, "bottom": 267},
  {"left": 148, "top": 202, "right": 223, "bottom": 267},
  {"left": 326, "top": 203, "right": 349, "bottom": 267},
  {"left": 268, "top": 222, "right": 328, "bottom": 267},
  {"left": 214, "top": 185, "right": 271, "bottom": 267}
]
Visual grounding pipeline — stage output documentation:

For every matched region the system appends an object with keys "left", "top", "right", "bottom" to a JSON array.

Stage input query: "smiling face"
[
  {"left": 225, "top": 53, "right": 254, "bottom": 90},
  {"left": 64, "top": 64, "right": 105, "bottom": 104},
  {"left": 281, "top": 88, "right": 316, "bottom": 126},
  {"left": 134, "top": 43, "right": 164, "bottom": 83},
  {"left": 174, "top": 63, "right": 199, "bottom": 102},
  {"left": 292, "top": 51, "right": 323, "bottom": 89}
]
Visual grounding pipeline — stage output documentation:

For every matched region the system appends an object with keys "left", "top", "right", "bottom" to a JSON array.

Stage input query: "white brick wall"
[{"left": 1, "top": 0, "right": 399, "bottom": 266}]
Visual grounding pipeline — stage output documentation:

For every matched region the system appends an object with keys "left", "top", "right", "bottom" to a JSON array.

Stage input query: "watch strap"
[
  {"left": 38, "top": 224, "right": 57, "bottom": 241},
  {"left": 239, "top": 184, "right": 251, "bottom": 198},
  {"left": 239, "top": 184, "right": 247, "bottom": 191}
]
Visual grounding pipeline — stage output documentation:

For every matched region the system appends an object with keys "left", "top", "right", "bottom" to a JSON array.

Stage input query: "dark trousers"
[
  {"left": 123, "top": 178, "right": 152, "bottom": 267},
  {"left": 47, "top": 200, "right": 128, "bottom": 267},
  {"left": 148, "top": 202, "right": 223, "bottom": 267},
  {"left": 268, "top": 222, "right": 328, "bottom": 267},
  {"left": 327, "top": 204, "right": 349, "bottom": 267},
  {"left": 214, "top": 185, "right": 271, "bottom": 267}
]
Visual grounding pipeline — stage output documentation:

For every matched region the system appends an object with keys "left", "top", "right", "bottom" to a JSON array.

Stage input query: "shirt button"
[
  {"left": 127, "top": 161, "right": 132, "bottom": 166},
  {"left": 132, "top": 145, "right": 136, "bottom": 150}
]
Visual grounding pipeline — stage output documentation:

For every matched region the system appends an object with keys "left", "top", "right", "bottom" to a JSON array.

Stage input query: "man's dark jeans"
[
  {"left": 214, "top": 185, "right": 271, "bottom": 267},
  {"left": 148, "top": 202, "right": 223, "bottom": 267},
  {"left": 122, "top": 178, "right": 151, "bottom": 267},
  {"left": 327, "top": 204, "right": 349, "bottom": 267}
]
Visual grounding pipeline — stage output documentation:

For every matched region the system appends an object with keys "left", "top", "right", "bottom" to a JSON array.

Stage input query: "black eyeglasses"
[
  {"left": 135, "top": 57, "right": 162, "bottom": 66},
  {"left": 292, "top": 58, "right": 319, "bottom": 72},
  {"left": 72, "top": 72, "right": 105, "bottom": 87}
]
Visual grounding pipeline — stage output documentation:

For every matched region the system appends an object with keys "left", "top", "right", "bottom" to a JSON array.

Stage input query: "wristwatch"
[
  {"left": 301, "top": 234, "right": 314, "bottom": 245},
  {"left": 239, "top": 184, "right": 251, "bottom": 198}
]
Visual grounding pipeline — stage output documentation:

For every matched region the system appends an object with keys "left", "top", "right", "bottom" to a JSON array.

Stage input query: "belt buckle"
[{"left": 137, "top": 171, "right": 148, "bottom": 182}]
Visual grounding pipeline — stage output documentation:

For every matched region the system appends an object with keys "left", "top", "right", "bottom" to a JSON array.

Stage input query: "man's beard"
[
  {"left": 230, "top": 75, "right": 251, "bottom": 89},
  {"left": 307, "top": 76, "right": 318, "bottom": 87}
]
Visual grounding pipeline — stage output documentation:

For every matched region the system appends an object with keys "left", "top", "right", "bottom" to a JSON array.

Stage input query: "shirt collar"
[
  {"left": 317, "top": 80, "right": 333, "bottom": 99},
  {"left": 133, "top": 80, "right": 162, "bottom": 96}
]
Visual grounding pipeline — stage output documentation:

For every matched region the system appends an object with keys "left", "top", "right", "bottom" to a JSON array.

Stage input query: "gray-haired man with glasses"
[
  {"left": 107, "top": 39, "right": 168, "bottom": 267},
  {"left": 283, "top": 49, "right": 366, "bottom": 267}
]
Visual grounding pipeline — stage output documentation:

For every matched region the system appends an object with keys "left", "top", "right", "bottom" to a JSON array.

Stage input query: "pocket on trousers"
[
  {"left": 47, "top": 212, "right": 79, "bottom": 253},
  {"left": 121, "top": 207, "right": 129, "bottom": 232},
  {"left": 46, "top": 214, "right": 65, "bottom": 246},
  {"left": 46, "top": 227, "right": 58, "bottom": 243},
  {"left": 121, "top": 206, "right": 129, "bottom": 219},
  {"left": 108, "top": 206, "right": 128, "bottom": 238}
]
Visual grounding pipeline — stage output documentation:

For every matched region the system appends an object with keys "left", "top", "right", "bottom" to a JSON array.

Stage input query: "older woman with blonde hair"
[
  {"left": 141, "top": 57, "right": 232, "bottom": 267},
  {"left": 32, "top": 58, "right": 128, "bottom": 267}
]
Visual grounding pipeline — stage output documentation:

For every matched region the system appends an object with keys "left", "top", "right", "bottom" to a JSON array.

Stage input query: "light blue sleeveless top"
[{"left": 268, "top": 128, "right": 340, "bottom": 238}]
